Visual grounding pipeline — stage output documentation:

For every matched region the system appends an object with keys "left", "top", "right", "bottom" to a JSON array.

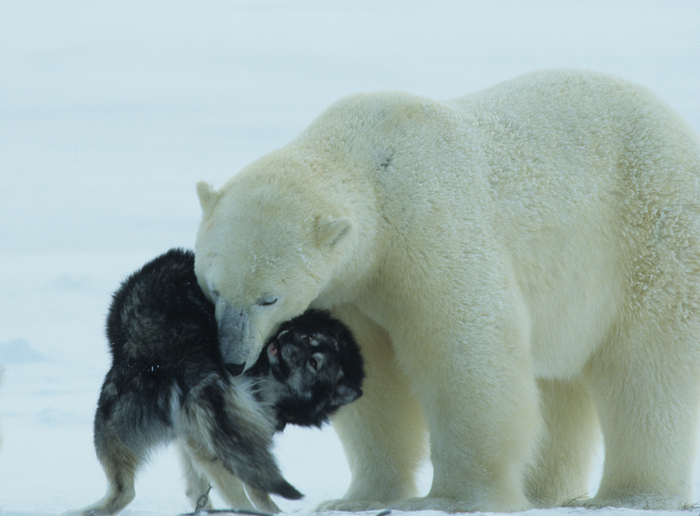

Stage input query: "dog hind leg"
[
  {"left": 75, "top": 378, "right": 175, "bottom": 516},
  {"left": 77, "top": 427, "right": 140, "bottom": 516}
]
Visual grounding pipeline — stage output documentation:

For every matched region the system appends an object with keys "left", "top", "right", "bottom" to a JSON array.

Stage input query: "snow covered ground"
[{"left": 1, "top": 2, "right": 699, "bottom": 516}]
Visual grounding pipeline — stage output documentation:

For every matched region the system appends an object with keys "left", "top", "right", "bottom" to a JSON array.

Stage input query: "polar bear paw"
[
  {"left": 387, "top": 496, "right": 531, "bottom": 512},
  {"left": 315, "top": 499, "right": 388, "bottom": 512},
  {"left": 567, "top": 493, "right": 689, "bottom": 511},
  {"left": 389, "top": 497, "right": 474, "bottom": 512}
]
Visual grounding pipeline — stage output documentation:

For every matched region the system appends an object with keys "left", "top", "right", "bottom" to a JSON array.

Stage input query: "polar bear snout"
[{"left": 215, "top": 301, "right": 251, "bottom": 371}]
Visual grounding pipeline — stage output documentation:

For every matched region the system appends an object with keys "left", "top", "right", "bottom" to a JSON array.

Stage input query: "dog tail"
[
  {"left": 268, "top": 478, "right": 303, "bottom": 501},
  {"left": 179, "top": 375, "right": 303, "bottom": 501}
]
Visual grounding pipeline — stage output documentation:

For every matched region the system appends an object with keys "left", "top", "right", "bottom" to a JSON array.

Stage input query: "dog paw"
[{"left": 60, "top": 510, "right": 105, "bottom": 516}]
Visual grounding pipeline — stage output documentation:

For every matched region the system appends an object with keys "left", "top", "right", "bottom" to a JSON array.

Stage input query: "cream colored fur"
[{"left": 194, "top": 70, "right": 700, "bottom": 511}]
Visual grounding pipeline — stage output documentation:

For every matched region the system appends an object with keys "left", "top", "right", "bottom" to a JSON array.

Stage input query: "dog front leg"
[{"left": 176, "top": 441, "right": 214, "bottom": 510}]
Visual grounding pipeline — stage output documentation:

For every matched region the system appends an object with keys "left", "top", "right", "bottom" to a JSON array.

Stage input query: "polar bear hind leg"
[{"left": 582, "top": 317, "right": 700, "bottom": 510}]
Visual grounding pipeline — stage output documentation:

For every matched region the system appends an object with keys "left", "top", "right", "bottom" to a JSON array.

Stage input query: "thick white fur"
[{"left": 194, "top": 70, "right": 700, "bottom": 511}]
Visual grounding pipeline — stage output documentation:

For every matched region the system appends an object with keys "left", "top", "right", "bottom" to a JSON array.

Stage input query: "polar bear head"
[{"left": 194, "top": 166, "right": 356, "bottom": 372}]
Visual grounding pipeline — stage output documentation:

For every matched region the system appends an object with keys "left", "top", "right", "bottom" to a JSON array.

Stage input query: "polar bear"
[{"left": 194, "top": 70, "right": 700, "bottom": 511}]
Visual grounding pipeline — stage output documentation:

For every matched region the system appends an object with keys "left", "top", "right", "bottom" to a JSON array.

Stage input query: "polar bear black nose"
[{"left": 226, "top": 362, "right": 245, "bottom": 376}]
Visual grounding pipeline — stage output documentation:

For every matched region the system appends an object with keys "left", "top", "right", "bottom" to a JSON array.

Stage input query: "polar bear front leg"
[
  {"left": 318, "top": 305, "right": 428, "bottom": 511},
  {"left": 390, "top": 321, "right": 541, "bottom": 513}
]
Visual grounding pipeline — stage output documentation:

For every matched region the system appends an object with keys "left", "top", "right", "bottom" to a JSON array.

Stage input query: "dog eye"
[{"left": 308, "top": 357, "right": 318, "bottom": 370}]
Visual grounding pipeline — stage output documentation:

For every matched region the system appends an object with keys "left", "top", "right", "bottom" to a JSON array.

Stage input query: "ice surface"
[{"left": 1, "top": 1, "right": 699, "bottom": 515}]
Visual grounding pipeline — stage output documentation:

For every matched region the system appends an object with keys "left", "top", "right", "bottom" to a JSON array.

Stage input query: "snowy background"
[{"left": 1, "top": 1, "right": 699, "bottom": 516}]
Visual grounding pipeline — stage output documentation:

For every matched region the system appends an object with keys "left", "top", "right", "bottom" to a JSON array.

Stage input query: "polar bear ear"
[
  {"left": 315, "top": 216, "right": 353, "bottom": 249},
  {"left": 196, "top": 181, "right": 220, "bottom": 216}
]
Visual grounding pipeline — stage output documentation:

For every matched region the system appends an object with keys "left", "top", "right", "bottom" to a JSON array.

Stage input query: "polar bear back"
[
  {"left": 299, "top": 69, "right": 699, "bottom": 230},
  {"left": 292, "top": 69, "right": 700, "bottom": 378}
]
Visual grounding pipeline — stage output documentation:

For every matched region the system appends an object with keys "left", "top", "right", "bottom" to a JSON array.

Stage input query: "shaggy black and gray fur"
[{"left": 74, "top": 248, "right": 364, "bottom": 516}]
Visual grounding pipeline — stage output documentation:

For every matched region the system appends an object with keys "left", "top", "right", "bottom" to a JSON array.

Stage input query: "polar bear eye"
[
  {"left": 257, "top": 296, "right": 278, "bottom": 307},
  {"left": 207, "top": 281, "right": 220, "bottom": 301}
]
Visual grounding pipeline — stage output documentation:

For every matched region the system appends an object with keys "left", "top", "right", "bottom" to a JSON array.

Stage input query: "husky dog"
[
  {"left": 182, "top": 306, "right": 366, "bottom": 513},
  {"left": 75, "top": 248, "right": 364, "bottom": 516}
]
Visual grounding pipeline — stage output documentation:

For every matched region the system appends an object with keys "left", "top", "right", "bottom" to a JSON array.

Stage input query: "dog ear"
[
  {"left": 196, "top": 181, "right": 220, "bottom": 216},
  {"left": 332, "top": 384, "right": 362, "bottom": 406}
]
